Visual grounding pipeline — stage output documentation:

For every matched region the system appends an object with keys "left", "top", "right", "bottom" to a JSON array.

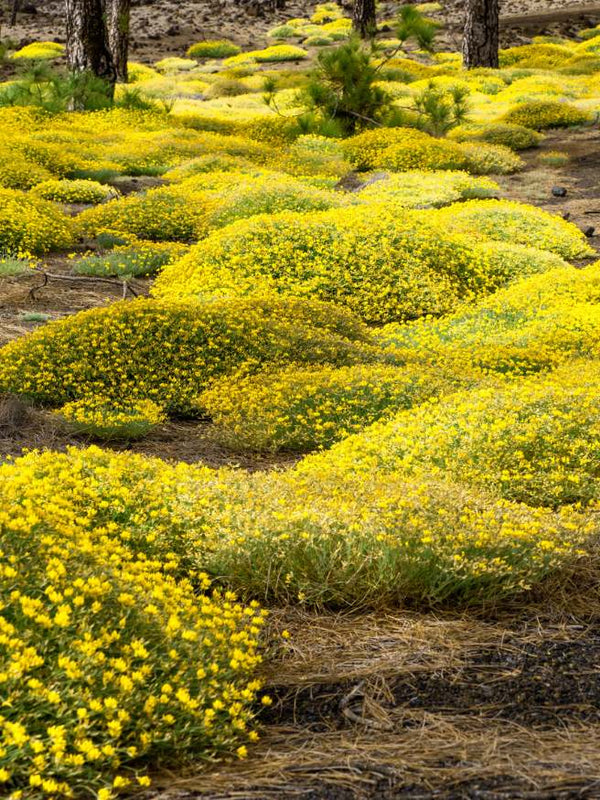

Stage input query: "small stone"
[
  {"left": 562, "top": 212, "right": 571, "bottom": 220},
  {"left": 583, "top": 226, "right": 596, "bottom": 238},
  {"left": 552, "top": 186, "right": 567, "bottom": 198}
]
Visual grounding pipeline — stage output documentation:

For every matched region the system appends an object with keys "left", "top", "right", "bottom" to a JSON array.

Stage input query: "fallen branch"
[
  {"left": 340, "top": 680, "right": 394, "bottom": 731},
  {"left": 28, "top": 268, "right": 139, "bottom": 301}
]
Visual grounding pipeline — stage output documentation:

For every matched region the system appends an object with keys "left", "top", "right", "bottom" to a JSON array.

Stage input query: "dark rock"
[
  {"left": 552, "top": 186, "right": 567, "bottom": 197},
  {"left": 583, "top": 226, "right": 596, "bottom": 238},
  {"left": 562, "top": 212, "right": 571, "bottom": 220}
]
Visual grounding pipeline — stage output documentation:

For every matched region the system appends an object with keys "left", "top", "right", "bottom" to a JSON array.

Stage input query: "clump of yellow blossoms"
[
  {"left": 32, "top": 179, "right": 116, "bottom": 205},
  {"left": 198, "top": 467, "right": 592, "bottom": 607},
  {"left": 0, "top": 446, "right": 266, "bottom": 799},
  {"left": 10, "top": 41, "right": 65, "bottom": 60},
  {"left": 432, "top": 199, "right": 594, "bottom": 260},
  {"left": 503, "top": 99, "right": 592, "bottom": 130},
  {"left": 294, "top": 361, "right": 600, "bottom": 508},
  {"left": 0, "top": 295, "right": 375, "bottom": 412},
  {"left": 376, "top": 261, "right": 600, "bottom": 376},
  {"left": 200, "top": 363, "right": 468, "bottom": 452},
  {"left": 55, "top": 397, "right": 166, "bottom": 440},
  {"left": 0, "top": 189, "right": 73, "bottom": 255},
  {"left": 448, "top": 123, "right": 543, "bottom": 151},
  {"left": 153, "top": 204, "right": 578, "bottom": 324}
]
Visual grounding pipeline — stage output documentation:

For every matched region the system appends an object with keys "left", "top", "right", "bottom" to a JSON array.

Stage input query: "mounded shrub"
[
  {"left": 0, "top": 295, "right": 375, "bottom": 412},
  {"left": 0, "top": 446, "right": 266, "bottom": 798},
  {"left": 0, "top": 188, "right": 73, "bottom": 255},
  {"left": 376, "top": 261, "right": 600, "bottom": 376},
  {"left": 199, "top": 467, "right": 592, "bottom": 607},
  {"left": 187, "top": 40, "right": 241, "bottom": 59},
  {"left": 433, "top": 199, "right": 594, "bottom": 260},
  {"left": 503, "top": 100, "right": 592, "bottom": 130},
  {"left": 449, "top": 123, "right": 543, "bottom": 151},
  {"left": 32, "top": 179, "right": 116, "bottom": 205},
  {"left": 296, "top": 364, "right": 600, "bottom": 508},
  {"left": 200, "top": 363, "right": 464, "bottom": 452},
  {"left": 152, "top": 206, "right": 504, "bottom": 324},
  {"left": 76, "top": 189, "right": 207, "bottom": 243},
  {"left": 356, "top": 171, "right": 499, "bottom": 209},
  {"left": 54, "top": 396, "right": 166, "bottom": 439}
]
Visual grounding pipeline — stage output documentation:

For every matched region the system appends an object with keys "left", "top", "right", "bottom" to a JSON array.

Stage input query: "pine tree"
[
  {"left": 65, "top": 0, "right": 117, "bottom": 92},
  {"left": 463, "top": 0, "right": 499, "bottom": 69},
  {"left": 352, "top": 0, "right": 376, "bottom": 39},
  {"left": 105, "top": 0, "right": 131, "bottom": 82}
]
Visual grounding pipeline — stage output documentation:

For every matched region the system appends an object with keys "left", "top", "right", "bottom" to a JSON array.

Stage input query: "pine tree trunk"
[
  {"left": 462, "top": 0, "right": 499, "bottom": 69},
  {"left": 105, "top": 0, "right": 131, "bottom": 83},
  {"left": 10, "top": 0, "right": 20, "bottom": 26},
  {"left": 352, "top": 0, "right": 376, "bottom": 38},
  {"left": 65, "top": 0, "right": 117, "bottom": 87}
]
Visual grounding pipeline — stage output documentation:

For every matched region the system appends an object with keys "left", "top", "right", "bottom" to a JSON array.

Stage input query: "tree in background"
[
  {"left": 65, "top": 0, "right": 132, "bottom": 91},
  {"left": 106, "top": 0, "right": 131, "bottom": 82},
  {"left": 463, "top": 0, "right": 499, "bottom": 68},
  {"left": 65, "top": 0, "right": 116, "bottom": 92},
  {"left": 352, "top": 0, "right": 376, "bottom": 39}
]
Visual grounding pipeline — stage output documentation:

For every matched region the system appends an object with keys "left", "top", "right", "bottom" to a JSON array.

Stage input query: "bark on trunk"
[
  {"left": 105, "top": 0, "right": 131, "bottom": 83},
  {"left": 10, "top": 0, "right": 20, "bottom": 26},
  {"left": 462, "top": 0, "right": 499, "bottom": 69},
  {"left": 65, "top": 0, "right": 117, "bottom": 86},
  {"left": 352, "top": 0, "right": 376, "bottom": 38}
]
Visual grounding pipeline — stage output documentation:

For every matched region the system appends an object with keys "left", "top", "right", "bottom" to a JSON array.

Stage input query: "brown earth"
[{"left": 4, "top": 0, "right": 600, "bottom": 63}]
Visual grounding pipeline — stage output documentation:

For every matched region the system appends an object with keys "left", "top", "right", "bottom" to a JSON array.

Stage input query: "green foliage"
[
  {"left": 0, "top": 64, "right": 114, "bottom": 113},
  {"left": 396, "top": 3, "right": 440, "bottom": 52},
  {"left": 301, "top": 37, "right": 391, "bottom": 134},
  {"left": 187, "top": 40, "right": 241, "bottom": 59},
  {"left": 411, "top": 80, "right": 470, "bottom": 136}
]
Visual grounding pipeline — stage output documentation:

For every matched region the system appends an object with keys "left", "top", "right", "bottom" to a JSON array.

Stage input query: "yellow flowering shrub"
[
  {"left": 376, "top": 261, "right": 600, "bottom": 375},
  {"left": 76, "top": 189, "right": 207, "bottom": 242},
  {"left": 153, "top": 205, "right": 572, "bottom": 324},
  {"left": 341, "top": 127, "right": 432, "bottom": 169},
  {"left": 355, "top": 171, "right": 499, "bottom": 208},
  {"left": 297, "top": 364, "right": 600, "bottom": 508},
  {"left": 10, "top": 41, "right": 65, "bottom": 60},
  {"left": 503, "top": 100, "right": 592, "bottom": 130},
  {"left": 187, "top": 40, "right": 241, "bottom": 59},
  {"left": 199, "top": 468, "right": 591, "bottom": 606},
  {"left": 449, "top": 122, "right": 543, "bottom": 151},
  {"left": 433, "top": 199, "right": 594, "bottom": 260},
  {"left": 458, "top": 142, "right": 525, "bottom": 175},
  {"left": 55, "top": 397, "right": 166, "bottom": 440},
  {"left": 0, "top": 150, "right": 53, "bottom": 190},
  {"left": 0, "top": 295, "right": 375, "bottom": 412},
  {"left": 72, "top": 240, "right": 189, "bottom": 278},
  {"left": 499, "top": 43, "right": 575, "bottom": 69},
  {"left": 224, "top": 45, "right": 307, "bottom": 66},
  {"left": 200, "top": 363, "right": 466, "bottom": 452},
  {"left": 32, "top": 179, "right": 115, "bottom": 205},
  {"left": 0, "top": 188, "right": 73, "bottom": 255},
  {"left": 0, "top": 446, "right": 266, "bottom": 799}
]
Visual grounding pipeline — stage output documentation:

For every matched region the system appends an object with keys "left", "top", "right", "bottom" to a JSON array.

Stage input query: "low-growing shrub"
[
  {"left": 0, "top": 446, "right": 266, "bottom": 798},
  {"left": 153, "top": 206, "right": 502, "bottom": 323},
  {"left": 32, "top": 178, "right": 116, "bottom": 205},
  {"left": 72, "top": 240, "right": 188, "bottom": 277},
  {"left": 200, "top": 363, "right": 465, "bottom": 452},
  {"left": 356, "top": 171, "right": 499, "bottom": 209},
  {"left": 0, "top": 150, "right": 53, "bottom": 190},
  {"left": 55, "top": 396, "right": 166, "bottom": 439},
  {"left": 376, "top": 261, "right": 600, "bottom": 376},
  {"left": 10, "top": 41, "right": 65, "bottom": 60},
  {"left": 297, "top": 364, "right": 600, "bottom": 508},
  {"left": 460, "top": 142, "right": 524, "bottom": 175},
  {"left": 433, "top": 199, "right": 594, "bottom": 260},
  {"left": 449, "top": 122, "right": 543, "bottom": 151},
  {"left": 0, "top": 295, "right": 375, "bottom": 412},
  {"left": 187, "top": 40, "right": 241, "bottom": 59},
  {"left": 76, "top": 189, "right": 207, "bottom": 243},
  {"left": 503, "top": 100, "right": 592, "bottom": 130},
  {"left": 0, "top": 188, "right": 73, "bottom": 255},
  {"left": 539, "top": 150, "right": 570, "bottom": 167},
  {"left": 200, "top": 468, "right": 591, "bottom": 606}
]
